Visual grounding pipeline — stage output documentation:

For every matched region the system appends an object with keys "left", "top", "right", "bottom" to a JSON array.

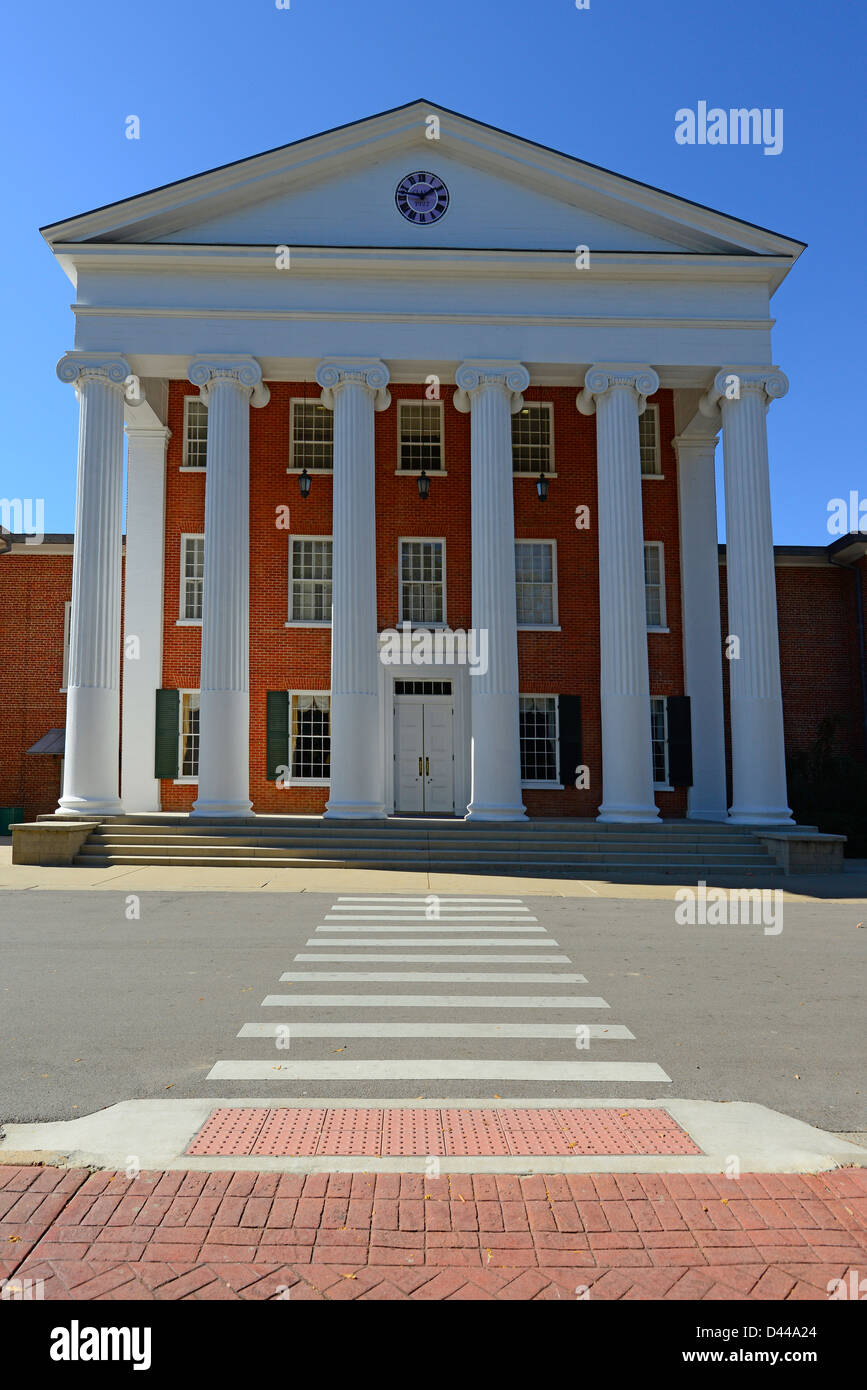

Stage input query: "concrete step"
[{"left": 82, "top": 831, "right": 770, "bottom": 855}]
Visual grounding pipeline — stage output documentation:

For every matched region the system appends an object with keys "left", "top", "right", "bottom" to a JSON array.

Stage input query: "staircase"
[{"left": 71, "top": 816, "right": 779, "bottom": 880}]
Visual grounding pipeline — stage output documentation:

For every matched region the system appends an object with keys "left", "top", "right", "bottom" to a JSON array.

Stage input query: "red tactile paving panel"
[
  {"left": 440, "top": 1108, "right": 510, "bottom": 1156},
  {"left": 496, "top": 1109, "right": 581, "bottom": 1156},
  {"left": 186, "top": 1107, "right": 270, "bottom": 1157},
  {"left": 317, "top": 1107, "right": 383, "bottom": 1156},
  {"left": 250, "top": 1108, "right": 326, "bottom": 1157},
  {"left": 550, "top": 1107, "right": 702, "bottom": 1156},
  {"left": 382, "top": 1108, "right": 447, "bottom": 1157}
]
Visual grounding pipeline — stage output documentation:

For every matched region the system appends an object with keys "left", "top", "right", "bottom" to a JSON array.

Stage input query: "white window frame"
[
  {"left": 639, "top": 403, "right": 663, "bottom": 478},
  {"left": 519, "top": 693, "right": 561, "bottom": 788},
  {"left": 396, "top": 400, "right": 446, "bottom": 475},
  {"left": 180, "top": 396, "right": 208, "bottom": 471},
  {"left": 512, "top": 402, "right": 557, "bottom": 476},
  {"left": 287, "top": 398, "right": 334, "bottom": 473},
  {"left": 286, "top": 690, "right": 332, "bottom": 786},
  {"left": 177, "top": 533, "right": 205, "bottom": 625},
  {"left": 61, "top": 599, "right": 71, "bottom": 692},
  {"left": 515, "top": 539, "right": 559, "bottom": 629},
  {"left": 650, "top": 695, "right": 671, "bottom": 790},
  {"left": 286, "top": 535, "right": 333, "bottom": 627},
  {"left": 176, "top": 689, "right": 201, "bottom": 784},
  {"left": 398, "top": 537, "right": 447, "bottom": 628},
  {"left": 644, "top": 541, "right": 668, "bottom": 631}
]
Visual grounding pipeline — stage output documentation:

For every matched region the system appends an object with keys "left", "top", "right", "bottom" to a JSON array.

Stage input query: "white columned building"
[
  {"left": 55, "top": 353, "right": 132, "bottom": 817},
  {"left": 317, "top": 359, "right": 390, "bottom": 819},
  {"left": 674, "top": 429, "right": 729, "bottom": 821},
  {"left": 455, "top": 361, "right": 529, "bottom": 820},
  {"left": 577, "top": 366, "right": 660, "bottom": 823},
  {"left": 187, "top": 357, "right": 269, "bottom": 818},
  {"left": 702, "top": 368, "right": 793, "bottom": 824}
]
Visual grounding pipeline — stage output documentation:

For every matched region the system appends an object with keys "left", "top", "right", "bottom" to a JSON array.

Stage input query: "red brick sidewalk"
[{"left": 2, "top": 1165, "right": 865, "bottom": 1301}]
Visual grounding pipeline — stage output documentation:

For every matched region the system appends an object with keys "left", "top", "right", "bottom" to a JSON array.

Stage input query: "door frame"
[{"left": 378, "top": 643, "right": 471, "bottom": 817}]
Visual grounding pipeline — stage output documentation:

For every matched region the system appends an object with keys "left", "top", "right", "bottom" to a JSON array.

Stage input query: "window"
[
  {"left": 394, "top": 680, "right": 453, "bottom": 696},
  {"left": 650, "top": 696, "right": 669, "bottom": 786},
  {"left": 290, "top": 693, "right": 331, "bottom": 782},
  {"left": 399, "top": 539, "right": 445, "bottom": 625},
  {"left": 519, "top": 696, "right": 558, "bottom": 784},
  {"left": 178, "top": 691, "right": 200, "bottom": 780},
  {"left": 290, "top": 400, "right": 333, "bottom": 471},
  {"left": 515, "top": 541, "right": 557, "bottom": 626},
  {"left": 639, "top": 404, "right": 661, "bottom": 476},
  {"left": 398, "top": 401, "right": 444, "bottom": 471},
  {"left": 512, "top": 404, "right": 553, "bottom": 474},
  {"left": 61, "top": 600, "right": 71, "bottom": 691},
  {"left": 180, "top": 535, "right": 204, "bottom": 621},
  {"left": 182, "top": 398, "right": 208, "bottom": 469},
  {"left": 289, "top": 537, "right": 332, "bottom": 624},
  {"left": 644, "top": 542, "right": 667, "bottom": 628}
]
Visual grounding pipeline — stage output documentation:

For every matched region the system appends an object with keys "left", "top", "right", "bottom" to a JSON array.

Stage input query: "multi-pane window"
[
  {"left": 180, "top": 535, "right": 205, "bottom": 620},
  {"left": 183, "top": 398, "right": 208, "bottom": 468},
  {"left": 400, "top": 540, "right": 445, "bottom": 625},
  {"left": 398, "top": 402, "right": 444, "bottom": 471},
  {"left": 512, "top": 404, "right": 553, "bottom": 474},
  {"left": 61, "top": 600, "right": 71, "bottom": 690},
  {"left": 290, "top": 693, "right": 331, "bottom": 781},
  {"left": 515, "top": 541, "right": 556, "bottom": 626},
  {"left": 179, "top": 691, "right": 200, "bottom": 779},
  {"left": 519, "top": 696, "right": 558, "bottom": 783},
  {"left": 290, "top": 400, "right": 333, "bottom": 471},
  {"left": 650, "top": 697, "right": 668, "bottom": 785},
  {"left": 639, "top": 404, "right": 661, "bottom": 476},
  {"left": 644, "top": 542, "right": 666, "bottom": 628},
  {"left": 289, "top": 538, "right": 332, "bottom": 623}
]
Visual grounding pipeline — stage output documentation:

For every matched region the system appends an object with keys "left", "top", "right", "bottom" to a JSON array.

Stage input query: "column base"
[
  {"left": 728, "top": 806, "right": 794, "bottom": 826},
  {"left": 465, "top": 803, "right": 527, "bottom": 821},
  {"left": 597, "top": 804, "right": 661, "bottom": 824},
  {"left": 191, "top": 800, "right": 253, "bottom": 819},
  {"left": 686, "top": 808, "right": 731, "bottom": 823},
  {"left": 55, "top": 797, "right": 123, "bottom": 818},
  {"left": 324, "top": 801, "right": 387, "bottom": 820}
]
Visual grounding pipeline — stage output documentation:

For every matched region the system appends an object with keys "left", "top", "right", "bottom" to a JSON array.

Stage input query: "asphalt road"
[{"left": 0, "top": 889, "right": 863, "bottom": 1131}]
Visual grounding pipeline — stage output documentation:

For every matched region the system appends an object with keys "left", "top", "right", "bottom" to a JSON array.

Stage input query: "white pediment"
[{"left": 42, "top": 100, "right": 804, "bottom": 264}]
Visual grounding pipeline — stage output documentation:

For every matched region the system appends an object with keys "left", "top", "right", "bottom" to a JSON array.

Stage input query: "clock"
[{"left": 395, "top": 171, "right": 450, "bottom": 225}]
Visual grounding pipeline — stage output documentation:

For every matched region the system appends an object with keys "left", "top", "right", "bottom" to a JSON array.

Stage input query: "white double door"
[{"left": 394, "top": 697, "right": 455, "bottom": 814}]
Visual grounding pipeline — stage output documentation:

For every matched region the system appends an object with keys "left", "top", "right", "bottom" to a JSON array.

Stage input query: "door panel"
[
  {"left": 394, "top": 701, "right": 424, "bottom": 812},
  {"left": 424, "top": 703, "right": 454, "bottom": 813}
]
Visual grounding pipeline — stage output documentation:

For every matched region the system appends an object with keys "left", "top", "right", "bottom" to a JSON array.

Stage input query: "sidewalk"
[{"left": 3, "top": 1164, "right": 866, "bottom": 1301}]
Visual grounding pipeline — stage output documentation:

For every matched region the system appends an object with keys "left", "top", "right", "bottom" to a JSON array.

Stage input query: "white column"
[
  {"left": 55, "top": 353, "right": 133, "bottom": 816},
  {"left": 316, "top": 359, "right": 390, "bottom": 819},
  {"left": 187, "top": 357, "right": 269, "bottom": 818},
  {"left": 701, "top": 368, "right": 792, "bottom": 824},
  {"left": 122, "top": 421, "right": 169, "bottom": 812},
  {"left": 455, "top": 361, "right": 529, "bottom": 820},
  {"left": 674, "top": 431, "right": 728, "bottom": 820},
  {"left": 577, "top": 365, "right": 660, "bottom": 823}
]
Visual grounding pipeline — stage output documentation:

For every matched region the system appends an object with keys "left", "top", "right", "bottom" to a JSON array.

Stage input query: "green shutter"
[
  {"left": 558, "top": 695, "right": 582, "bottom": 787},
  {"left": 154, "top": 689, "right": 179, "bottom": 779},
  {"left": 666, "top": 696, "right": 693, "bottom": 787},
  {"left": 266, "top": 691, "right": 290, "bottom": 782}
]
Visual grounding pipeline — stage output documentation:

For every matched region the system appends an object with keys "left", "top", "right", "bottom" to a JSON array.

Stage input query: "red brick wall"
[
  {"left": 0, "top": 552, "right": 71, "bottom": 820},
  {"left": 158, "top": 380, "right": 688, "bottom": 816}
]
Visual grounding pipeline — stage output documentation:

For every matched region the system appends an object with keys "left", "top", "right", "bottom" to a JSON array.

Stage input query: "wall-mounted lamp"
[
  {"left": 536, "top": 472, "right": 549, "bottom": 502},
  {"left": 299, "top": 468, "right": 311, "bottom": 499},
  {"left": 417, "top": 469, "right": 430, "bottom": 500}
]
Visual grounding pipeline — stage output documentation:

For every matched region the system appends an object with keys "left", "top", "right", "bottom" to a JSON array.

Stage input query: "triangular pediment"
[{"left": 41, "top": 99, "right": 804, "bottom": 263}]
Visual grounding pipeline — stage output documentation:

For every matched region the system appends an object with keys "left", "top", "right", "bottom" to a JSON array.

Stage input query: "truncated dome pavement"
[{"left": 186, "top": 1106, "right": 703, "bottom": 1158}]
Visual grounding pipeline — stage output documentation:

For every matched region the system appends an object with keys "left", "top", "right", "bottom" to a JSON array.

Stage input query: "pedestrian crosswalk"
[{"left": 206, "top": 895, "right": 671, "bottom": 1091}]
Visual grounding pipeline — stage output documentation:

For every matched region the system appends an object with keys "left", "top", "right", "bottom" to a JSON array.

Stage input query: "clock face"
[{"left": 395, "top": 171, "right": 450, "bottom": 225}]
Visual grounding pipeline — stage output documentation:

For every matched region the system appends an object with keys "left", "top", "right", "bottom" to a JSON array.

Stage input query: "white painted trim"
[
  {"left": 515, "top": 538, "right": 558, "bottom": 627},
  {"left": 518, "top": 692, "right": 560, "bottom": 787},
  {"left": 512, "top": 400, "right": 555, "bottom": 476},
  {"left": 397, "top": 536, "right": 447, "bottom": 628},
  {"left": 176, "top": 688, "right": 200, "bottom": 783},
  {"left": 288, "top": 396, "right": 333, "bottom": 473},
  {"left": 640, "top": 401, "right": 662, "bottom": 476},
  {"left": 650, "top": 695, "right": 669, "bottom": 790},
  {"left": 644, "top": 540, "right": 667, "bottom": 629},
  {"left": 181, "top": 396, "right": 207, "bottom": 470},
  {"left": 288, "top": 534, "right": 333, "bottom": 625},
  {"left": 396, "top": 398, "right": 445, "bottom": 473},
  {"left": 178, "top": 532, "right": 204, "bottom": 621},
  {"left": 380, "top": 655, "right": 470, "bottom": 817},
  {"left": 285, "top": 688, "right": 332, "bottom": 787}
]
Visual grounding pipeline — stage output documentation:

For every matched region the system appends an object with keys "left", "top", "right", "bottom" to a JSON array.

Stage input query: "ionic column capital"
[
  {"left": 699, "top": 367, "right": 788, "bottom": 418},
  {"left": 316, "top": 358, "right": 391, "bottom": 411},
  {"left": 576, "top": 364, "right": 659, "bottom": 417},
  {"left": 454, "top": 360, "right": 530, "bottom": 414},
  {"left": 187, "top": 355, "right": 270, "bottom": 408},
  {"left": 57, "top": 352, "right": 143, "bottom": 405}
]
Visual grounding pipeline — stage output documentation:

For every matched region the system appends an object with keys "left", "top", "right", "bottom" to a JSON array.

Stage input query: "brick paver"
[{"left": 0, "top": 1165, "right": 864, "bottom": 1301}]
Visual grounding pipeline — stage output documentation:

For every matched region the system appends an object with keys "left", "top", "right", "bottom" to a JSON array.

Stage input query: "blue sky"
[{"left": 3, "top": 0, "right": 864, "bottom": 540}]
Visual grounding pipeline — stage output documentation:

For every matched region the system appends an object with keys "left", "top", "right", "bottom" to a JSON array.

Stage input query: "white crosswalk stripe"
[{"left": 207, "top": 894, "right": 672, "bottom": 1091}]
